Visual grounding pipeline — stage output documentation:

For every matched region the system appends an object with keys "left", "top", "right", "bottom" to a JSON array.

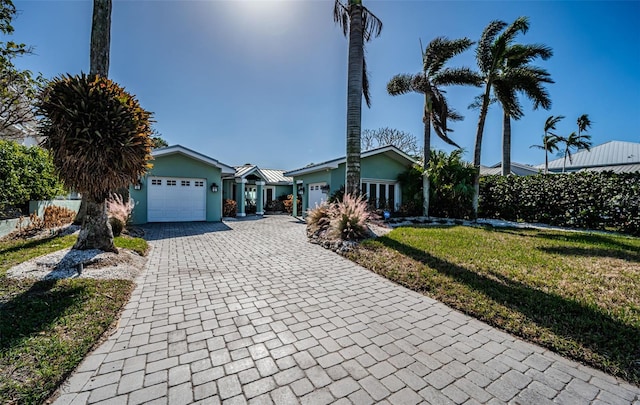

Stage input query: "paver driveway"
[{"left": 54, "top": 216, "right": 639, "bottom": 405}]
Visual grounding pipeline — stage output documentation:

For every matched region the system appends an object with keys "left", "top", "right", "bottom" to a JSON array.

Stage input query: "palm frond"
[
  {"left": 361, "top": 5, "right": 383, "bottom": 42},
  {"left": 362, "top": 55, "right": 371, "bottom": 107},
  {"left": 425, "top": 37, "right": 474, "bottom": 75},
  {"left": 544, "top": 115, "right": 564, "bottom": 132},
  {"left": 477, "top": 20, "right": 507, "bottom": 73},
  {"left": 577, "top": 114, "right": 592, "bottom": 133},
  {"left": 493, "top": 78, "right": 523, "bottom": 119},
  {"left": 433, "top": 67, "right": 483, "bottom": 87},
  {"left": 503, "top": 66, "right": 553, "bottom": 111},
  {"left": 468, "top": 93, "right": 496, "bottom": 110},
  {"left": 387, "top": 74, "right": 416, "bottom": 96},
  {"left": 505, "top": 43, "right": 553, "bottom": 67},
  {"left": 333, "top": 0, "right": 348, "bottom": 37}
]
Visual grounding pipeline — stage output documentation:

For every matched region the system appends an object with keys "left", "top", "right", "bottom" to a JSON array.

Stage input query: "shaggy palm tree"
[
  {"left": 497, "top": 43, "right": 553, "bottom": 175},
  {"left": 562, "top": 130, "right": 592, "bottom": 173},
  {"left": 530, "top": 115, "right": 564, "bottom": 174},
  {"left": 471, "top": 17, "right": 530, "bottom": 214},
  {"left": 333, "top": 0, "right": 382, "bottom": 195},
  {"left": 387, "top": 36, "right": 479, "bottom": 216},
  {"left": 37, "top": 74, "right": 153, "bottom": 252},
  {"left": 577, "top": 114, "right": 592, "bottom": 138}
]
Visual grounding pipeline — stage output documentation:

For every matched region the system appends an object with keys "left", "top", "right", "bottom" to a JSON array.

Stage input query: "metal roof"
[
  {"left": 481, "top": 162, "right": 539, "bottom": 176},
  {"left": 579, "top": 164, "right": 640, "bottom": 174},
  {"left": 540, "top": 141, "right": 640, "bottom": 171},
  {"left": 230, "top": 164, "right": 293, "bottom": 184}
]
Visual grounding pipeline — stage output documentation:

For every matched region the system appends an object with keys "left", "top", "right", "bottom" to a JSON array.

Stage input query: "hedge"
[{"left": 479, "top": 172, "right": 640, "bottom": 235}]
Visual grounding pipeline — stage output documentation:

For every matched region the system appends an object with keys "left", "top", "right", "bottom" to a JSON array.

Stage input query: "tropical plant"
[
  {"left": 497, "top": 42, "right": 553, "bottom": 175},
  {"left": 562, "top": 130, "right": 592, "bottom": 173},
  {"left": 0, "top": 140, "right": 64, "bottom": 211},
  {"left": 223, "top": 199, "right": 237, "bottom": 217},
  {"left": 530, "top": 115, "right": 564, "bottom": 174},
  {"left": 427, "top": 149, "right": 476, "bottom": 219},
  {"left": 329, "top": 193, "right": 373, "bottom": 240},
  {"left": 577, "top": 113, "right": 592, "bottom": 138},
  {"left": 106, "top": 193, "right": 134, "bottom": 236},
  {"left": 387, "top": 36, "right": 480, "bottom": 216},
  {"left": 471, "top": 17, "right": 532, "bottom": 214},
  {"left": 333, "top": 0, "right": 382, "bottom": 195},
  {"left": 36, "top": 74, "right": 153, "bottom": 252}
]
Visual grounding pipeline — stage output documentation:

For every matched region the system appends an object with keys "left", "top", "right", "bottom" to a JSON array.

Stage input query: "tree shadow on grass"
[
  {"left": 0, "top": 235, "right": 61, "bottom": 256},
  {"left": 0, "top": 278, "right": 86, "bottom": 351},
  {"left": 374, "top": 236, "right": 640, "bottom": 382}
]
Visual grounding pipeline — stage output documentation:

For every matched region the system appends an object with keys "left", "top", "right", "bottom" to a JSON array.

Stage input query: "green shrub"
[
  {"left": 108, "top": 216, "right": 124, "bottom": 237},
  {"left": 0, "top": 140, "right": 64, "bottom": 211},
  {"left": 223, "top": 199, "right": 237, "bottom": 217},
  {"left": 428, "top": 150, "right": 476, "bottom": 219},
  {"left": 306, "top": 202, "right": 331, "bottom": 235},
  {"left": 479, "top": 172, "right": 640, "bottom": 235}
]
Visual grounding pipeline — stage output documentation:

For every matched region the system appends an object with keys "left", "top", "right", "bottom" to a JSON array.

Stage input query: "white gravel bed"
[{"left": 7, "top": 247, "right": 148, "bottom": 281}]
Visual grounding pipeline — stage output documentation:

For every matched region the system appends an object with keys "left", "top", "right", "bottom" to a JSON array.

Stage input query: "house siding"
[{"left": 130, "top": 153, "right": 223, "bottom": 224}]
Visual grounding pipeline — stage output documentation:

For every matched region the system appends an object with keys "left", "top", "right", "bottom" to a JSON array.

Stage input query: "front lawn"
[
  {"left": 347, "top": 226, "right": 640, "bottom": 384},
  {"left": 0, "top": 234, "right": 145, "bottom": 404}
]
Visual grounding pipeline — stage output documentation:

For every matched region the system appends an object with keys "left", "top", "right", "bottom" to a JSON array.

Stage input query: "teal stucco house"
[
  {"left": 284, "top": 145, "right": 417, "bottom": 214},
  {"left": 222, "top": 165, "right": 293, "bottom": 217},
  {"left": 129, "top": 145, "right": 235, "bottom": 224}
]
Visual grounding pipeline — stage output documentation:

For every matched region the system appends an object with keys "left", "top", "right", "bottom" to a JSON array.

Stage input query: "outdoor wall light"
[
  {"left": 210, "top": 183, "right": 219, "bottom": 193},
  {"left": 133, "top": 180, "right": 143, "bottom": 190}
]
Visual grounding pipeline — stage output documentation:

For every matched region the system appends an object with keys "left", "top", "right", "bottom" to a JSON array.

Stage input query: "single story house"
[
  {"left": 129, "top": 145, "right": 235, "bottom": 224},
  {"left": 284, "top": 145, "right": 417, "bottom": 214},
  {"left": 222, "top": 165, "right": 293, "bottom": 217},
  {"left": 480, "top": 162, "right": 540, "bottom": 176},
  {"left": 538, "top": 140, "right": 640, "bottom": 173}
]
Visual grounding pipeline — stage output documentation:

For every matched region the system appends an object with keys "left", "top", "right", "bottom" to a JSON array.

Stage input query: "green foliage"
[
  {"left": 328, "top": 185, "right": 345, "bottom": 203},
  {"left": 397, "top": 164, "right": 423, "bottom": 215},
  {"left": 36, "top": 74, "right": 154, "bottom": 201},
  {"left": 428, "top": 149, "right": 476, "bottom": 218},
  {"left": 0, "top": 140, "right": 63, "bottom": 210},
  {"left": 480, "top": 172, "right": 640, "bottom": 235}
]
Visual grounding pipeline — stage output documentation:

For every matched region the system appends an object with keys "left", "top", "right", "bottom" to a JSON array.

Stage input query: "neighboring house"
[
  {"left": 129, "top": 145, "right": 235, "bottom": 224},
  {"left": 284, "top": 145, "right": 417, "bottom": 214},
  {"left": 222, "top": 165, "right": 293, "bottom": 217},
  {"left": 538, "top": 140, "right": 640, "bottom": 173},
  {"left": 0, "top": 119, "right": 42, "bottom": 146},
  {"left": 480, "top": 162, "right": 540, "bottom": 176}
]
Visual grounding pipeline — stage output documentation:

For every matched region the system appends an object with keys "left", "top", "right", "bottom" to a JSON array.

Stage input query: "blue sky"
[{"left": 11, "top": 0, "right": 640, "bottom": 170}]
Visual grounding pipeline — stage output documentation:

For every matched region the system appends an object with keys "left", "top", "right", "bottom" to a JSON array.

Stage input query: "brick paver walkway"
[{"left": 54, "top": 216, "right": 640, "bottom": 405}]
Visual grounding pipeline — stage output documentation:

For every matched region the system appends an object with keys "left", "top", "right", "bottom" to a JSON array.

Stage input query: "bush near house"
[
  {"left": 307, "top": 194, "right": 375, "bottom": 241},
  {"left": 480, "top": 172, "right": 640, "bottom": 235},
  {"left": 223, "top": 199, "right": 237, "bottom": 217},
  {"left": 0, "top": 140, "right": 64, "bottom": 214}
]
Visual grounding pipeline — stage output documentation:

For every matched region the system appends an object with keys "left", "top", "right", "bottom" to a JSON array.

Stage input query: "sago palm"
[
  {"left": 496, "top": 42, "right": 553, "bottom": 175},
  {"left": 387, "top": 36, "right": 479, "bottom": 216},
  {"left": 530, "top": 115, "right": 564, "bottom": 174},
  {"left": 37, "top": 74, "right": 153, "bottom": 252},
  {"left": 334, "top": 0, "right": 382, "bottom": 195}
]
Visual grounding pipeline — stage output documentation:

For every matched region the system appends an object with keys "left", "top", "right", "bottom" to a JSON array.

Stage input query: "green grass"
[
  {"left": 0, "top": 232, "right": 147, "bottom": 404},
  {"left": 347, "top": 226, "right": 640, "bottom": 384}
]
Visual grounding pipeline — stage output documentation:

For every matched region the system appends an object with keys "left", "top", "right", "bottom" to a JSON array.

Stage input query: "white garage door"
[
  {"left": 147, "top": 177, "right": 207, "bottom": 222},
  {"left": 308, "top": 182, "right": 328, "bottom": 210}
]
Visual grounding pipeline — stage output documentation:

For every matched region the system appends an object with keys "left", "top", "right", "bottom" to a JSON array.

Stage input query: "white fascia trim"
[
  {"left": 284, "top": 162, "right": 340, "bottom": 177},
  {"left": 235, "top": 178, "right": 248, "bottom": 184},
  {"left": 153, "top": 145, "right": 235, "bottom": 174},
  {"left": 255, "top": 181, "right": 266, "bottom": 186},
  {"left": 361, "top": 177, "right": 399, "bottom": 183}
]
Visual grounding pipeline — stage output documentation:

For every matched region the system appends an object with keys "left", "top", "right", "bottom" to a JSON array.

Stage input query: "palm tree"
[
  {"left": 530, "top": 115, "right": 564, "bottom": 174},
  {"left": 37, "top": 74, "right": 153, "bottom": 252},
  {"left": 497, "top": 43, "right": 553, "bottom": 175},
  {"left": 577, "top": 114, "right": 592, "bottom": 137},
  {"left": 387, "top": 36, "right": 480, "bottom": 216},
  {"left": 471, "top": 16, "right": 530, "bottom": 215},
  {"left": 562, "top": 122, "right": 591, "bottom": 173},
  {"left": 75, "top": 0, "right": 113, "bottom": 224},
  {"left": 333, "top": 0, "right": 382, "bottom": 195}
]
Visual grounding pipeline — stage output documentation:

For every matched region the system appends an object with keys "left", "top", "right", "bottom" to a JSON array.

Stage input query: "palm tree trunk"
[
  {"left": 422, "top": 100, "right": 431, "bottom": 217},
  {"left": 501, "top": 110, "right": 511, "bottom": 176},
  {"left": 73, "top": 198, "right": 117, "bottom": 253},
  {"left": 472, "top": 82, "right": 492, "bottom": 218},
  {"left": 345, "top": 2, "right": 364, "bottom": 196},
  {"left": 563, "top": 149, "right": 568, "bottom": 173},
  {"left": 75, "top": 0, "right": 112, "bottom": 226},
  {"left": 544, "top": 150, "right": 549, "bottom": 174}
]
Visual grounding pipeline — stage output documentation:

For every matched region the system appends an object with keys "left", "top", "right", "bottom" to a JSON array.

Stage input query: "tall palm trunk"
[
  {"left": 501, "top": 111, "right": 511, "bottom": 175},
  {"left": 345, "top": 2, "right": 364, "bottom": 196},
  {"left": 544, "top": 138, "right": 549, "bottom": 174},
  {"left": 422, "top": 96, "right": 431, "bottom": 217},
  {"left": 74, "top": 0, "right": 114, "bottom": 250},
  {"left": 472, "top": 82, "right": 492, "bottom": 217}
]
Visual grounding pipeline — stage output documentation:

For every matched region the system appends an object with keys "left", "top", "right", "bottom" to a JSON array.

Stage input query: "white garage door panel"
[
  {"left": 308, "top": 183, "right": 327, "bottom": 210},
  {"left": 147, "top": 177, "right": 206, "bottom": 222}
]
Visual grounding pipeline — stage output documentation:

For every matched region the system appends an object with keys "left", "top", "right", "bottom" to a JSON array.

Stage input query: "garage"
[
  {"left": 147, "top": 176, "right": 207, "bottom": 222},
  {"left": 308, "top": 182, "right": 328, "bottom": 209}
]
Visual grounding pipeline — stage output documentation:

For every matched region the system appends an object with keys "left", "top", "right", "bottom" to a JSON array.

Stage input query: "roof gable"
[
  {"left": 284, "top": 145, "right": 417, "bottom": 177},
  {"left": 152, "top": 145, "right": 235, "bottom": 174}
]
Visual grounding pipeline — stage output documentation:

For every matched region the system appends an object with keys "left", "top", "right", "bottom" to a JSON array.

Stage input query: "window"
[
  {"left": 362, "top": 181, "right": 397, "bottom": 210},
  {"left": 195, "top": 181, "right": 204, "bottom": 187},
  {"left": 181, "top": 180, "right": 190, "bottom": 187},
  {"left": 167, "top": 180, "right": 177, "bottom": 186},
  {"left": 151, "top": 179, "right": 161, "bottom": 186}
]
